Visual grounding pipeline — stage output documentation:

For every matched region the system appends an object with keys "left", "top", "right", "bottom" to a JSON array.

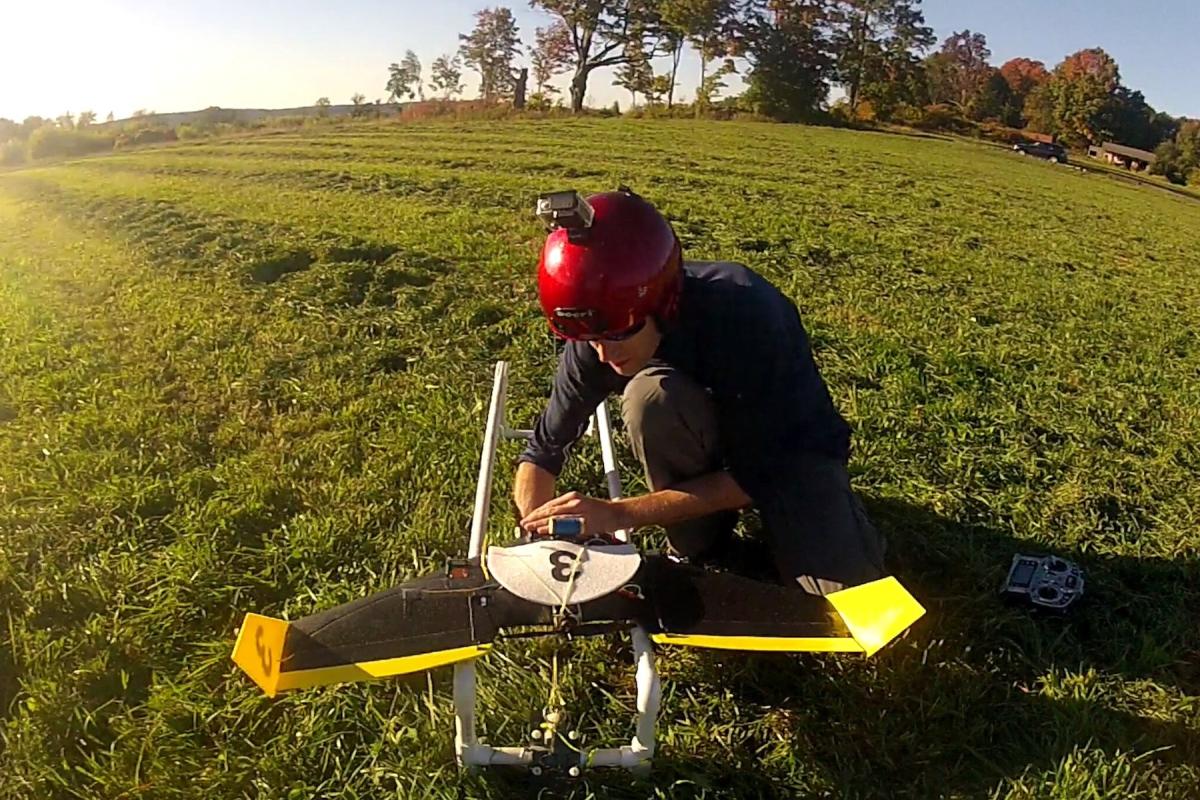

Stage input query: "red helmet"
[{"left": 537, "top": 189, "right": 682, "bottom": 340}]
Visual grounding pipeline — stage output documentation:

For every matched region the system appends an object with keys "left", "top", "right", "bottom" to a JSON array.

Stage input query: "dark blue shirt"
[{"left": 518, "top": 260, "right": 850, "bottom": 504}]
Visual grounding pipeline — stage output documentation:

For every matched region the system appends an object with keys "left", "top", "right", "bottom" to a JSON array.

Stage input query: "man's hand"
[{"left": 519, "top": 491, "right": 630, "bottom": 537}]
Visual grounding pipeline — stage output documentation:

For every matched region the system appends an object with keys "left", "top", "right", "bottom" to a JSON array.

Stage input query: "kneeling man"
[{"left": 514, "top": 189, "right": 884, "bottom": 595}]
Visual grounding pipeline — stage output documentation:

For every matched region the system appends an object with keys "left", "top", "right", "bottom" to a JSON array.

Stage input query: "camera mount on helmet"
[{"left": 536, "top": 190, "right": 594, "bottom": 242}]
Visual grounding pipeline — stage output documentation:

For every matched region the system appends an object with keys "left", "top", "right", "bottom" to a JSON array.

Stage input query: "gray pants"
[{"left": 621, "top": 365, "right": 886, "bottom": 596}]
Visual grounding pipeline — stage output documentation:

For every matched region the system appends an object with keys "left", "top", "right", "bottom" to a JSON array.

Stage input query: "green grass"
[{"left": 1, "top": 118, "right": 1198, "bottom": 799}]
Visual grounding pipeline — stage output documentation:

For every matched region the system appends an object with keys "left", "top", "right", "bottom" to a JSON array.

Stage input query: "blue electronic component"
[{"left": 548, "top": 516, "right": 585, "bottom": 540}]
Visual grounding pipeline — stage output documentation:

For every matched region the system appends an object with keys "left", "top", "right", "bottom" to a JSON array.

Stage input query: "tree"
[
  {"left": 1097, "top": 85, "right": 1157, "bottom": 150},
  {"left": 429, "top": 54, "right": 465, "bottom": 99},
  {"left": 924, "top": 31, "right": 1022, "bottom": 123},
  {"left": 1149, "top": 120, "right": 1198, "bottom": 185},
  {"left": 403, "top": 51, "right": 424, "bottom": 100},
  {"left": 530, "top": 0, "right": 663, "bottom": 113},
  {"left": 997, "top": 57, "right": 1049, "bottom": 127},
  {"left": 830, "top": 0, "right": 934, "bottom": 115},
  {"left": 387, "top": 50, "right": 423, "bottom": 101},
  {"left": 1148, "top": 111, "right": 1181, "bottom": 150},
  {"left": 105, "top": 112, "right": 115, "bottom": 123},
  {"left": 861, "top": 54, "right": 931, "bottom": 118},
  {"left": 1180, "top": 119, "right": 1200, "bottom": 163},
  {"left": 1032, "top": 47, "right": 1122, "bottom": 146},
  {"left": 1151, "top": 140, "right": 1187, "bottom": 184},
  {"left": 56, "top": 112, "right": 75, "bottom": 130},
  {"left": 514, "top": 67, "right": 529, "bottom": 108},
  {"left": 1055, "top": 48, "right": 1120, "bottom": 145},
  {"left": 999, "top": 57, "right": 1048, "bottom": 99},
  {"left": 648, "top": 73, "right": 674, "bottom": 106},
  {"left": 458, "top": 6, "right": 523, "bottom": 102},
  {"left": 1054, "top": 80, "right": 1111, "bottom": 146},
  {"left": 1176, "top": 119, "right": 1200, "bottom": 184},
  {"left": 315, "top": 97, "right": 332, "bottom": 117},
  {"left": 661, "top": 0, "right": 736, "bottom": 116},
  {"left": 648, "top": 18, "right": 686, "bottom": 109},
  {"left": 76, "top": 110, "right": 97, "bottom": 128},
  {"left": 1058, "top": 47, "right": 1119, "bottom": 85},
  {"left": 530, "top": 22, "right": 574, "bottom": 98},
  {"left": 934, "top": 30, "right": 991, "bottom": 112},
  {"left": 741, "top": 1, "right": 834, "bottom": 123},
  {"left": 22, "top": 116, "right": 49, "bottom": 136},
  {"left": 695, "top": 58, "right": 737, "bottom": 110},
  {"left": 350, "top": 93, "right": 368, "bottom": 117},
  {"left": 613, "top": 19, "right": 656, "bottom": 107},
  {"left": 1022, "top": 81, "right": 1056, "bottom": 134},
  {"left": 971, "top": 69, "right": 1015, "bottom": 123},
  {"left": 922, "top": 50, "right": 956, "bottom": 105}
]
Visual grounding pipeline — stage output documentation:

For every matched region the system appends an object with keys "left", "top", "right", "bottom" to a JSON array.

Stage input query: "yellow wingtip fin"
[
  {"left": 233, "top": 610, "right": 492, "bottom": 697},
  {"left": 274, "top": 644, "right": 492, "bottom": 693},
  {"left": 650, "top": 633, "right": 862, "bottom": 652},
  {"left": 826, "top": 576, "right": 925, "bottom": 657},
  {"left": 232, "top": 612, "right": 289, "bottom": 698}
]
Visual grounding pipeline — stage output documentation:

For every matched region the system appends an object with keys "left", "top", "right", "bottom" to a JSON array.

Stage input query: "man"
[{"left": 513, "top": 188, "right": 885, "bottom": 595}]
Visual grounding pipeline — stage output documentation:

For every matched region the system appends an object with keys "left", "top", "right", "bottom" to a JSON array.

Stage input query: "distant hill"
[{"left": 103, "top": 103, "right": 408, "bottom": 128}]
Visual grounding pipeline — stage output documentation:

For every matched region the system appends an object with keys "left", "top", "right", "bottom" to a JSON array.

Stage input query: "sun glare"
[{"left": 2, "top": 2, "right": 170, "bottom": 120}]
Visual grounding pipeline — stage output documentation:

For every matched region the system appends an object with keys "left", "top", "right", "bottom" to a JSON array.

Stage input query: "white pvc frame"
[{"left": 454, "top": 361, "right": 661, "bottom": 771}]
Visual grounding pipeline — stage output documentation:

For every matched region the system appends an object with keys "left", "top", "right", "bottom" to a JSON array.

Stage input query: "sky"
[{"left": 2, "top": 0, "right": 1197, "bottom": 123}]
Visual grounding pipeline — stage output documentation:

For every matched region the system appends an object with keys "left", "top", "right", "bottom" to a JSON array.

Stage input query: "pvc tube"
[
  {"left": 461, "top": 745, "right": 535, "bottom": 767},
  {"left": 469, "top": 362, "right": 508, "bottom": 562},
  {"left": 630, "top": 626, "right": 660, "bottom": 758},
  {"left": 453, "top": 661, "right": 477, "bottom": 763},
  {"left": 593, "top": 400, "right": 628, "bottom": 539},
  {"left": 585, "top": 746, "right": 652, "bottom": 769},
  {"left": 594, "top": 399, "right": 659, "bottom": 764}
]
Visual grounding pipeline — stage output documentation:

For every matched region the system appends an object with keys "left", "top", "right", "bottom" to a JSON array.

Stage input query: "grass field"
[{"left": 1, "top": 118, "right": 1199, "bottom": 799}]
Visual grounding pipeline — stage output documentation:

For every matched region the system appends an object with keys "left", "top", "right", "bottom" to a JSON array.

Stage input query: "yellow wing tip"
[
  {"left": 233, "top": 611, "right": 494, "bottom": 697},
  {"left": 275, "top": 644, "right": 493, "bottom": 693},
  {"left": 232, "top": 612, "right": 289, "bottom": 697},
  {"left": 826, "top": 576, "right": 925, "bottom": 657},
  {"left": 650, "top": 633, "right": 863, "bottom": 652},
  {"left": 649, "top": 577, "right": 925, "bottom": 658}
]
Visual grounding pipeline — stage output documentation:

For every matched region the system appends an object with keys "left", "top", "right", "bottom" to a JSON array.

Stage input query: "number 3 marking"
[
  {"left": 254, "top": 625, "right": 273, "bottom": 676},
  {"left": 549, "top": 550, "right": 583, "bottom": 582}
]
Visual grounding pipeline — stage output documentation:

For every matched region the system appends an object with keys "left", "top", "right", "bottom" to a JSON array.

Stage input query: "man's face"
[{"left": 588, "top": 317, "right": 662, "bottom": 377}]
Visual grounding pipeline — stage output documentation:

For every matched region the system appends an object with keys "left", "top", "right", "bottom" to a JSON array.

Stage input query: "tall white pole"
[
  {"left": 458, "top": 361, "right": 508, "bottom": 765},
  {"left": 593, "top": 400, "right": 628, "bottom": 540},
  {"left": 468, "top": 361, "right": 508, "bottom": 562}
]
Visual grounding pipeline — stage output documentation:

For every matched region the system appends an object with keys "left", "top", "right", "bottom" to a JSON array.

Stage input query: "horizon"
[{"left": 3, "top": 0, "right": 1197, "bottom": 124}]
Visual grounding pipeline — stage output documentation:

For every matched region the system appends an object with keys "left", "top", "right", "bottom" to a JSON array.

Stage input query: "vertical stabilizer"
[{"left": 826, "top": 577, "right": 925, "bottom": 657}]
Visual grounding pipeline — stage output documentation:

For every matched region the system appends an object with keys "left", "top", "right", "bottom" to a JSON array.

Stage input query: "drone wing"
[
  {"left": 231, "top": 565, "right": 504, "bottom": 697},
  {"left": 641, "top": 557, "right": 924, "bottom": 657},
  {"left": 232, "top": 553, "right": 924, "bottom": 697},
  {"left": 231, "top": 559, "right": 645, "bottom": 697}
]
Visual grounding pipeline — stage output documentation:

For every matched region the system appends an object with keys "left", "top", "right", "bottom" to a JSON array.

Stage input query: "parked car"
[{"left": 1013, "top": 141, "right": 1069, "bottom": 163}]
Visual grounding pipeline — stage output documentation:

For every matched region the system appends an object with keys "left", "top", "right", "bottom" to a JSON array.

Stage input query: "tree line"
[
  {"left": 374, "top": 0, "right": 1195, "bottom": 183},
  {"left": 4, "top": 1, "right": 1196, "bottom": 184}
]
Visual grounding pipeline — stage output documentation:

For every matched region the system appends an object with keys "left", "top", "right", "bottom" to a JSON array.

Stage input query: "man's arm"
[
  {"left": 520, "top": 469, "right": 752, "bottom": 536},
  {"left": 513, "top": 460, "right": 557, "bottom": 519},
  {"left": 613, "top": 470, "right": 752, "bottom": 529},
  {"left": 515, "top": 343, "right": 621, "bottom": 519}
]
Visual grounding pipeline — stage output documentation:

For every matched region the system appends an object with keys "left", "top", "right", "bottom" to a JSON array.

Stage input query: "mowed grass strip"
[{"left": 1, "top": 118, "right": 1199, "bottom": 799}]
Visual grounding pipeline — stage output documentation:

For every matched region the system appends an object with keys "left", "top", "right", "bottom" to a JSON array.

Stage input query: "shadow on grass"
[{"left": 651, "top": 496, "right": 1200, "bottom": 798}]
